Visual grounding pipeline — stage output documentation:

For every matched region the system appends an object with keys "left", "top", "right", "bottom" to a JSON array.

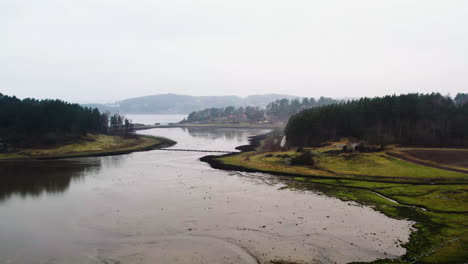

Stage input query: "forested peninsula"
[
  {"left": 181, "top": 96, "right": 338, "bottom": 125},
  {"left": 0, "top": 93, "right": 174, "bottom": 159}
]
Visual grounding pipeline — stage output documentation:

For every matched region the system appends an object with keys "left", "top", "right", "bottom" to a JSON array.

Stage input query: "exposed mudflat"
[{"left": 0, "top": 127, "right": 413, "bottom": 264}]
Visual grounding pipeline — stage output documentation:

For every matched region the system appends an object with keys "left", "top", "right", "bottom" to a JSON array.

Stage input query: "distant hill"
[{"left": 84, "top": 93, "right": 301, "bottom": 114}]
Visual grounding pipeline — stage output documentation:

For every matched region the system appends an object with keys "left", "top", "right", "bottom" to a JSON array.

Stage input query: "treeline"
[
  {"left": 285, "top": 93, "right": 468, "bottom": 147},
  {"left": 181, "top": 97, "right": 338, "bottom": 124},
  {"left": 0, "top": 93, "right": 133, "bottom": 148},
  {"left": 181, "top": 106, "right": 265, "bottom": 124},
  {"left": 266, "top": 97, "right": 338, "bottom": 119}
]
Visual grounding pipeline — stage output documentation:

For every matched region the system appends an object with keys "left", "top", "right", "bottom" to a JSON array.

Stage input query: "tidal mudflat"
[{"left": 0, "top": 128, "right": 413, "bottom": 264}]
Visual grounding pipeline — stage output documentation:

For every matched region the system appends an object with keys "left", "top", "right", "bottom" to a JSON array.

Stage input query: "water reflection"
[
  {"left": 140, "top": 127, "right": 270, "bottom": 152},
  {"left": 99, "top": 155, "right": 125, "bottom": 170},
  {"left": 182, "top": 127, "right": 249, "bottom": 143},
  {"left": 0, "top": 160, "right": 101, "bottom": 202}
]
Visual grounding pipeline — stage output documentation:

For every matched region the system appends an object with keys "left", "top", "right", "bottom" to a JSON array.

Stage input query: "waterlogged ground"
[{"left": 0, "top": 127, "right": 413, "bottom": 264}]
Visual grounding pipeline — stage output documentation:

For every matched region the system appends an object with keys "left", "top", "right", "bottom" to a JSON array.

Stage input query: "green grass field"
[
  {"left": 0, "top": 134, "right": 173, "bottom": 160},
  {"left": 316, "top": 152, "right": 466, "bottom": 179},
  {"left": 220, "top": 150, "right": 467, "bottom": 183},
  {"left": 215, "top": 142, "right": 468, "bottom": 264}
]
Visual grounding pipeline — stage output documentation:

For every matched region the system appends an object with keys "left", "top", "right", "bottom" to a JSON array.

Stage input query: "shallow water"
[{"left": 0, "top": 128, "right": 413, "bottom": 264}]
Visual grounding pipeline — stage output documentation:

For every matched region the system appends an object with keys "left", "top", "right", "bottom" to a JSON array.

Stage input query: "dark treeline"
[
  {"left": 285, "top": 93, "right": 468, "bottom": 147},
  {"left": 181, "top": 97, "right": 338, "bottom": 124},
  {"left": 266, "top": 96, "right": 338, "bottom": 120},
  {"left": 0, "top": 93, "right": 132, "bottom": 148}
]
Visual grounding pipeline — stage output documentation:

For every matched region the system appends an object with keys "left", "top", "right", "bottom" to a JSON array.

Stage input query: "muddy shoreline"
[
  {"left": 0, "top": 127, "right": 416, "bottom": 264},
  {"left": 200, "top": 133, "right": 268, "bottom": 171}
]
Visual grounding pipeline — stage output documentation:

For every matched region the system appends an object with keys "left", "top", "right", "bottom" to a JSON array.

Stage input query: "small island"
[{"left": 0, "top": 93, "right": 175, "bottom": 160}]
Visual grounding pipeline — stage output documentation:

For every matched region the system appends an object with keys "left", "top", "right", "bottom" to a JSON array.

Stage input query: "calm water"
[
  {"left": 0, "top": 127, "right": 413, "bottom": 264},
  {"left": 125, "top": 114, "right": 187, "bottom": 125}
]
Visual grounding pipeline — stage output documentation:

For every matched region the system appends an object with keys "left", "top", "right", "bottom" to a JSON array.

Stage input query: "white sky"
[{"left": 1, "top": 0, "right": 467, "bottom": 103}]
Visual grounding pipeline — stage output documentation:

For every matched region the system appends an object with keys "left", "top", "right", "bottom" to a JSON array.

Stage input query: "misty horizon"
[
  {"left": 2, "top": 91, "right": 465, "bottom": 106},
  {"left": 1, "top": 0, "right": 467, "bottom": 103}
]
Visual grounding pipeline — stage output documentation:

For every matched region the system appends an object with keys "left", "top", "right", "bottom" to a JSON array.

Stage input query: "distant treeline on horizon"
[
  {"left": 285, "top": 93, "right": 468, "bottom": 147},
  {"left": 181, "top": 96, "right": 338, "bottom": 124},
  {"left": 2, "top": 92, "right": 468, "bottom": 149},
  {"left": 83, "top": 93, "right": 306, "bottom": 114}
]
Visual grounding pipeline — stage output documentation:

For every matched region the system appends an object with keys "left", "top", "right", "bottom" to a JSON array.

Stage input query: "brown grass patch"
[{"left": 390, "top": 148, "right": 468, "bottom": 173}]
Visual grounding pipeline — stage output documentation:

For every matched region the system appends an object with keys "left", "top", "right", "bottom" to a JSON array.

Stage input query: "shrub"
[{"left": 290, "top": 151, "right": 314, "bottom": 166}]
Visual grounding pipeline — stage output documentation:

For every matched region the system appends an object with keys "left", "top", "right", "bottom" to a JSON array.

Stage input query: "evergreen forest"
[
  {"left": 0, "top": 93, "right": 132, "bottom": 148},
  {"left": 285, "top": 93, "right": 468, "bottom": 147}
]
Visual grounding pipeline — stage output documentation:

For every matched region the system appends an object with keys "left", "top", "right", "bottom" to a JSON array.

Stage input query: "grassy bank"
[
  {"left": 206, "top": 136, "right": 468, "bottom": 264},
  {"left": 0, "top": 134, "right": 176, "bottom": 160}
]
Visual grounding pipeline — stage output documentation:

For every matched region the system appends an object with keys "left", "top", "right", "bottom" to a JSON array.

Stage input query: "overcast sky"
[{"left": 1, "top": 0, "right": 467, "bottom": 103}]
